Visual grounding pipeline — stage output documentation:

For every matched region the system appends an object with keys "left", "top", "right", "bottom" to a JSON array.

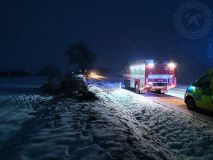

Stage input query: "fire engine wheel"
[{"left": 186, "top": 97, "right": 196, "bottom": 110}]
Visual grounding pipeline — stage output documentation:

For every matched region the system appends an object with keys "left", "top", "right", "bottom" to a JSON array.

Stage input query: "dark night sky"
[{"left": 0, "top": 0, "right": 213, "bottom": 83}]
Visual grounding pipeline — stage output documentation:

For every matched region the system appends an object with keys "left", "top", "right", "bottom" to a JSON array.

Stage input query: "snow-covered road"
[
  {"left": 1, "top": 83, "right": 213, "bottom": 159},
  {"left": 90, "top": 85, "right": 213, "bottom": 160},
  {"left": 166, "top": 85, "right": 188, "bottom": 99}
]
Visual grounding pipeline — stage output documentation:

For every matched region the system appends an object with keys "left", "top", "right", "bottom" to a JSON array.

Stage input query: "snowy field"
[
  {"left": 0, "top": 79, "right": 213, "bottom": 159},
  {"left": 0, "top": 77, "right": 46, "bottom": 90}
]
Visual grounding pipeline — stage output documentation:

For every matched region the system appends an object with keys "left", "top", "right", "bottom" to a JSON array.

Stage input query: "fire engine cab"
[{"left": 123, "top": 60, "right": 177, "bottom": 93}]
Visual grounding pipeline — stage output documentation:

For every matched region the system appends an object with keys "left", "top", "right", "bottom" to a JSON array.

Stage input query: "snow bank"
[
  {"left": 90, "top": 85, "right": 213, "bottom": 160},
  {"left": 1, "top": 84, "right": 213, "bottom": 160}
]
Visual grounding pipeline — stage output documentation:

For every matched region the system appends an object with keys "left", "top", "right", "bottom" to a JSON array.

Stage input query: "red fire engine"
[{"left": 123, "top": 60, "right": 177, "bottom": 93}]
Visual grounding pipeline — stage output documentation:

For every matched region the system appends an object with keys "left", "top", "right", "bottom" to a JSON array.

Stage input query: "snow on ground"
[
  {"left": 90, "top": 85, "right": 213, "bottom": 160},
  {"left": 1, "top": 83, "right": 213, "bottom": 159},
  {"left": 0, "top": 93, "right": 52, "bottom": 147}
]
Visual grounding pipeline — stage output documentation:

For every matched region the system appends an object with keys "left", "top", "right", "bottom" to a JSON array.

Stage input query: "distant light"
[
  {"left": 168, "top": 63, "right": 176, "bottom": 69},
  {"left": 88, "top": 72, "right": 106, "bottom": 79}
]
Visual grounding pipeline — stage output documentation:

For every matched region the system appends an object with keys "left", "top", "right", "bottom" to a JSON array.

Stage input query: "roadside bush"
[
  {"left": 78, "top": 91, "right": 97, "bottom": 101},
  {"left": 41, "top": 74, "right": 98, "bottom": 101},
  {"left": 41, "top": 78, "right": 61, "bottom": 94}
]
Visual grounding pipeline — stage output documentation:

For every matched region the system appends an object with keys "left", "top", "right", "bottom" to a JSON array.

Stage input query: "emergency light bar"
[
  {"left": 147, "top": 63, "right": 154, "bottom": 68},
  {"left": 130, "top": 65, "right": 145, "bottom": 69}
]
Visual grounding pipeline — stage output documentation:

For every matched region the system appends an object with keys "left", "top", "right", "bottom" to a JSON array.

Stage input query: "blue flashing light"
[{"left": 187, "top": 85, "right": 196, "bottom": 93}]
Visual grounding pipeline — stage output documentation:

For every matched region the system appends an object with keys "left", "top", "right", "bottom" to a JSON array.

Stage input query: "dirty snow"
[{"left": 0, "top": 84, "right": 213, "bottom": 159}]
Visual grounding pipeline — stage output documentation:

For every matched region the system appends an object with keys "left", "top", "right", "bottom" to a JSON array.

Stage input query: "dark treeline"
[
  {"left": 0, "top": 70, "right": 30, "bottom": 77},
  {"left": 36, "top": 65, "right": 61, "bottom": 78},
  {"left": 0, "top": 42, "right": 97, "bottom": 78},
  {"left": 0, "top": 65, "right": 62, "bottom": 78}
]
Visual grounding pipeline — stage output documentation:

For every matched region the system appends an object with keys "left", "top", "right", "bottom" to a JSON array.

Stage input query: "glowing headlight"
[{"left": 168, "top": 63, "right": 176, "bottom": 69}]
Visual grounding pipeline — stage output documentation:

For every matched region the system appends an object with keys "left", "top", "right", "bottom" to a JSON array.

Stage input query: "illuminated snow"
[{"left": 1, "top": 83, "right": 213, "bottom": 160}]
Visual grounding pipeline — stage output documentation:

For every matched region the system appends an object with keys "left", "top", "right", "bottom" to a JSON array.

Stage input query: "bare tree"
[{"left": 65, "top": 42, "right": 96, "bottom": 72}]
